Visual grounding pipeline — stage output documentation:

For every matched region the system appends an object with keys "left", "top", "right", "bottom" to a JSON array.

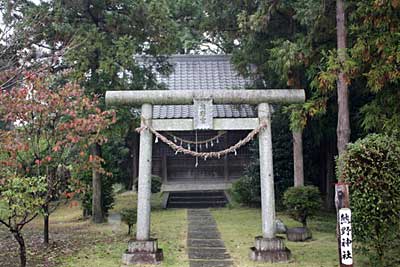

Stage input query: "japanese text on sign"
[
  {"left": 193, "top": 99, "right": 213, "bottom": 130},
  {"left": 339, "top": 208, "right": 353, "bottom": 265}
]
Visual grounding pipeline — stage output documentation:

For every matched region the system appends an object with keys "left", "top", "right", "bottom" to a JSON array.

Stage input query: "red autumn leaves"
[{"left": 0, "top": 72, "right": 116, "bottom": 175}]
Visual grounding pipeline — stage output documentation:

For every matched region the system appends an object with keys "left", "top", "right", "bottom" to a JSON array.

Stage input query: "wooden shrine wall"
[{"left": 151, "top": 130, "right": 253, "bottom": 183}]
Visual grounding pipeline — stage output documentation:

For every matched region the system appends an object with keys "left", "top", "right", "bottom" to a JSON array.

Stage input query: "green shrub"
[
  {"left": 283, "top": 185, "right": 321, "bottom": 227},
  {"left": 338, "top": 134, "right": 400, "bottom": 266},
  {"left": 150, "top": 175, "right": 162, "bottom": 193},
  {"left": 120, "top": 208, "right": 137, "bottom": 235},
  {"left": 135, "top": 175, "right": 162, "bottom": 193},
  {"left": 230, "top": 175, "right": 261, "bottom": 206}
]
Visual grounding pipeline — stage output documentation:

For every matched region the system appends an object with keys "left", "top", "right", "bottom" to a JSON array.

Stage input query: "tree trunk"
[
  {"left": 290, "top": 69, "right": 305, "bottom": 187},
  {"left": 336, "top": 0, "right": 350, "bottom": 157},
  {"left": 293, "top": 130, "right": 304, "bottom": 186},
  {"left": 127, "top": 131, "right": 139, "bottom": 191},
  {"left": 91, "top": 143, "right": 104, "bottom": 223},
  {"left": 325, "top": 139, "right": 336, "bottom": 209},
  {"left": 13, "top": 231, "right": 26, "bottom": 267},
  {"left": 83, "top": 207, "right": 91, "bottom": 218},
  {"left": 43, "top": 204, "right": 49, "bottom": 244},
  {"left": 336, "top": 3, "right": 352, "bottom": 264}
]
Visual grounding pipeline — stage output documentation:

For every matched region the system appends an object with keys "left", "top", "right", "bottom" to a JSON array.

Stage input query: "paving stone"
[
  {"left": 188, "top": 239, "right": 225, "bottom": 248},
  {"left": 188, "top": 225, "right": 219, "bottom": 231},
  {"left": 187, "top": 209, "right": 233, "bottom": 267},
  {"left": 188, "top": 209, "right": 210, "bottom": 215},
  {"left": 188, "top": 231, "right": 221, "bottom": 239},
  {"left": 190, "top": 219, "right": 215, "bottom": 224},
  {"left": 190, "top": 260, "right": 233, "bottom": 267},
  {"left": 189, "top": 221, "right": 216, "bottom": 225},
  {"left": 188, "top": 248, "right": 230, "bottom": 260},
  {"left": 189, "top": 229, "right": 220, "bottom": 235},
  {"left": 189, "top": 217, "right": 215, "bottom": 222}
]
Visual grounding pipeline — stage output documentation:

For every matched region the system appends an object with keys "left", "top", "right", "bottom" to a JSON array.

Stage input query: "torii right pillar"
[{"left": 250, "top": 103, "right": 291, "bottom": 262}]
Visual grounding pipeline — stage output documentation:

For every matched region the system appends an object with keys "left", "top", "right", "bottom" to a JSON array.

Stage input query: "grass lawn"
[
  {"left": 59, "top": 192, "right": 189, "bottom": 267},
  {"left": 212, "top": 208, "right": 340, "bottom": 267},
  {"left": 1, "top": 192, "right": 367, "bottom": 267}
]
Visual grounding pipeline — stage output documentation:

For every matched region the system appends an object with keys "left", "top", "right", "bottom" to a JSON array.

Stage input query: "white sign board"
[
  {"left": 339, "top": 208, "right": 353, "bottom": 265},
  {"left": 193, "top": 99, "right": 213, "bottom": 130}
]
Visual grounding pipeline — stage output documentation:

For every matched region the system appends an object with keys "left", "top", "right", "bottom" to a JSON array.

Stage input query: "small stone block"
[
  {"left": 286, "top": 227, "right": 312, "bottom": 242},
  {"left": 122, "top": 248, "right": 163, "bottom": 265},
  {"left": 127, "top": 239, "right": 158, "bottom": 253},
  {"left": 275, "top": 219, "right": 287, "bottom": 234}
]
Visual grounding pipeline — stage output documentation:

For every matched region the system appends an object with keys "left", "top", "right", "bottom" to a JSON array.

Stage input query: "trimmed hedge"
[{"left": 338, "top": 134, "right": 400, "bottom": 266}]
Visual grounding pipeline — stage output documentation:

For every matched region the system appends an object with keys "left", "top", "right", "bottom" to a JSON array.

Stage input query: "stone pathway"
[{"left": 187, "top": 209, "right": 233, "bottom": 267}]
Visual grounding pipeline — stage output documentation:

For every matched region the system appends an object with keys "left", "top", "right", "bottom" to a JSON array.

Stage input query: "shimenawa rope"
[{"left": 136, "top": 118, "right": 266, "bottom": 159}]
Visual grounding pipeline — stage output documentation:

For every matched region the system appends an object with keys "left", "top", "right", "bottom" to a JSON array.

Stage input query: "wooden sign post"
[{"left": 335, "top": 183, "right": 353, "bottom": 267}]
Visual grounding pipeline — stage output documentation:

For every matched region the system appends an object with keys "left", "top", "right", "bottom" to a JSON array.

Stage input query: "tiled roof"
[
  {"left": 140, "top": 54, "right": 257, "bottom": 119},
  {"left": 152, "top": 104, "right": 255, "bottom": 119},
  {"left": 154, "top": 55, "right": 252, "bottom": 90}
]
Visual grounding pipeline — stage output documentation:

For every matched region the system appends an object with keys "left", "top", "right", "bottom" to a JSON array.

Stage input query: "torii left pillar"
[{"left": 122, "top": 103, "right": 163, "bottom": 265}]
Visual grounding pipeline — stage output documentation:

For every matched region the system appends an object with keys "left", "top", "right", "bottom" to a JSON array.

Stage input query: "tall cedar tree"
[{"left": 5, "top": 0, "right": 180, "bottom": 227}]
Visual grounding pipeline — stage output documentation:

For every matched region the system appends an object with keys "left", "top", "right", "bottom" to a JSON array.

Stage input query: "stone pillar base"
[
  {"left": 249, "top": 236, "right": 291, "bottom": 263},
  {"left": 122, "top": 239, "right": 163, "bottom": 265}
]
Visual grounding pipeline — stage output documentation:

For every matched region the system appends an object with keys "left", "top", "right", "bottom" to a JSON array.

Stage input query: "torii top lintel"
[{"left": 105, "top": 89, "right": 305, "bottom": 106}]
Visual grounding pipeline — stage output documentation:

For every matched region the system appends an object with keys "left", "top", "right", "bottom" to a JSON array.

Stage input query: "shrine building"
[{"left": 142, "top": 55, "right": 258, "bottom": 208}]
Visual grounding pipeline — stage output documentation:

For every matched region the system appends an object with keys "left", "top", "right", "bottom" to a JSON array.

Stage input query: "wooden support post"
[
  {"left": 162, "top": 154, "right": 168, "bottom": 183},
  {"left": 224, "top": 133, "right": 229, "bottom": 181}
]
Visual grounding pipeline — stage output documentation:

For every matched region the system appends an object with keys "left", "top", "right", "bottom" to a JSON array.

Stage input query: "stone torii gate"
[{"left": 106, "top": 89, "right": 305, "bottom": 265}]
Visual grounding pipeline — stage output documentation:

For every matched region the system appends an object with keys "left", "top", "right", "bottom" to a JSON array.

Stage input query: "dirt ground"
[{"left": 0, "top": 203, "right": 126, "bottom": 267}]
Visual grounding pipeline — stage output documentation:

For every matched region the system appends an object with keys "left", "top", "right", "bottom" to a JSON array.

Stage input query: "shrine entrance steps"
[
  {"left": 166, "top": 191, "right": 228, "bottom": 209},
  {"left": 187, "top": 209, "right": 233, "bottom": 267}
]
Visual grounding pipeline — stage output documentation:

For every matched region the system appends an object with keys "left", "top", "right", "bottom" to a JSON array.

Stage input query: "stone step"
[
  {"left": 168, "top": 201, "right": 227, "bottom": 209},
  {"left": 170, "top": 191, "right": 226, "bottom": 197},
  {"left": 167, "top": 191, "right": 228, "bottom": 208},
  {"left": 169, "top": 196, "right": 227, "bottom": 201}
]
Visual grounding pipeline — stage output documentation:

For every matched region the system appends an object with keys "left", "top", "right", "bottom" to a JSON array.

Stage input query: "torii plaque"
[
  {"left": 193, "top": 99, "right": 213, "bottom": 130},
  {"left": 106, "top": 89, "right": 305, "bottom": 265}
]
